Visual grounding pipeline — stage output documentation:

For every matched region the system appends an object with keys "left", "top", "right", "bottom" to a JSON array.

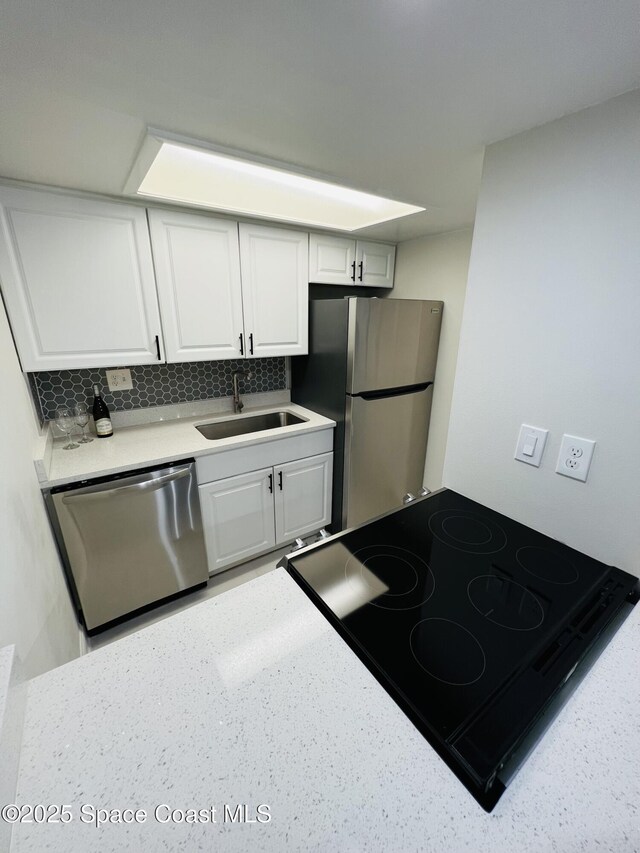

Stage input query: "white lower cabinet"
[
  {"left": 199, "top": 467, "right": 276, "bottom": 575},
  {"left": 274, "top": 454, "right": 333, "bottom": 543},
  {"left": 199, "top": 451, "right": 332, "bottom": 575}
]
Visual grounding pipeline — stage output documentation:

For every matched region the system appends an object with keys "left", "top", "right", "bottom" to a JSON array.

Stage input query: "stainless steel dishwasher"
[{"left": 45, "top": 459, "right": 208, "bottom": 632}]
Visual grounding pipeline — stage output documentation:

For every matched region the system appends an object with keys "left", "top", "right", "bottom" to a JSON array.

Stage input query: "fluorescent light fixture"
[{"left": 124, "top": 131, "right": 425, "bottom": 231}]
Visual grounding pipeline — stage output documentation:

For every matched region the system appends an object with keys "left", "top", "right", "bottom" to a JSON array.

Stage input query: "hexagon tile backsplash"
[{"left": 30, "top": 358, "right": 287, "bottom": 422}]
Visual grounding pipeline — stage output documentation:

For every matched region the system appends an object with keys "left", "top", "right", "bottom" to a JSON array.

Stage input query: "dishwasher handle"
[{"left": 61, "top": 466, "right": 191, "bottom": 503}]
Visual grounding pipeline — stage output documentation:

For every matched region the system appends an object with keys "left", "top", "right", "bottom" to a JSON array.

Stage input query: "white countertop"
[
  {"left": 37, "top": 401, "right": 335, "bottom": 488},
  {"left": 10, "top": 569, "right": 640, "bottom": 852}
]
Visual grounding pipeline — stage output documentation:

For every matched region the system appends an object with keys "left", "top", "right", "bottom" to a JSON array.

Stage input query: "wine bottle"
[{"left": 92, "top": 384, "right": 113, "bottom": 438}]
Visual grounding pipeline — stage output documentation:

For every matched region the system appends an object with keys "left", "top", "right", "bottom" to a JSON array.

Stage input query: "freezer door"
[
  {"left": 344, "top": 385, "right": 434, "bottom": 528},
  {"left": 51, "top": 463, "right": 208, "bottom": 630},
  {"left": 347, "top": 298, "right": 443, "bottom": 393}
]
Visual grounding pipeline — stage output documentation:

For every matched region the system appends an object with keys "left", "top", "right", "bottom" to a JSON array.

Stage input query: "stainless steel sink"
[{"left": 196, "top": 411, "right": 306, "bottom": 440}]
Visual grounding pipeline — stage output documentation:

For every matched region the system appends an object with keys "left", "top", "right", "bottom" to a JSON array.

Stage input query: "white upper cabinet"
[
  {"left": 148, "top": 209, "right": 244, "bottom": 362},
  {"left": 149, "top": 214, "right": 308, "bottom": 362},
  {"left": 309, "top": 233, "right": 395, "bottom": 288},
  {"left": 0, "top": 184, "right": 310, "bottom": 370},
  {"left": 309, "top": 233, "right": 357, "bottom": 285},
  {"left": 0, "top": 187, "right": 164, "bottom": 371},
  {"left": 356, "top": 240, "right": 396, "bottom": 288},
  {"left": 239, "top": 223, "right": 308, "bottom": 357}
]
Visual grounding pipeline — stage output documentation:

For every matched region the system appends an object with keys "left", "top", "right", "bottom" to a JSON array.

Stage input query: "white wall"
[
  {"left": 444, "top": 88, "right": 640, "bottom": 572},
  {"left": 0, "top": 301, "right": 80, "bottom": 678},
  {"left": 391, "top": 228, "right": 472, "bottom": 490}
]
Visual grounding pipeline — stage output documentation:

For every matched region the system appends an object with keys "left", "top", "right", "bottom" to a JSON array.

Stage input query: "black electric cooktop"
[{"left": 281, "top": 489, "right": 639, "bottom": 811}]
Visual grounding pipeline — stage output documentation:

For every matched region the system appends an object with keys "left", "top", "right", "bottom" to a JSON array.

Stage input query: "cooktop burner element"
[
  {"left": 516, "top": 546, "right": 579, "bottom": 585},
  {"left": 345, "top": 545, "right": 435, "bottom": 610},
  {"left": 428, "top": 509, "right": 507, "bottom": 554},
  {"left": 282, "top": 489, "right": 639, "bottom": 812},
  {"left": 467, "top": 575, "right": 545, "bottom": 631},
  {"left": 410, "top": 617, "right": 486, "bottom": 686}
]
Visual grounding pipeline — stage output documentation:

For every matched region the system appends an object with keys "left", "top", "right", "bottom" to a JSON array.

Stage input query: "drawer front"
[{"left": 196, "top": 428, "right": 333, "bottom": 484}]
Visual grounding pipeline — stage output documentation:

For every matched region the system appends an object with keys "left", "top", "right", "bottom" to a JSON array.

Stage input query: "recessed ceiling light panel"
[{"left": 124, "top": 131, "right": 425, "bottom": 231}]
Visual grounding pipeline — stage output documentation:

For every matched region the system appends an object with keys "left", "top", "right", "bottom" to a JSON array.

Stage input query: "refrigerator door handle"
[
  {"left": 356, "top": 381, "right": 432, "bottom": 401},
  {"left": 343, "top": 383, "right": 435, "bottom": 529}
]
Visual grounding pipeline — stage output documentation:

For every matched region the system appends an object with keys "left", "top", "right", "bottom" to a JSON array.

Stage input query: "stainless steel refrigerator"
[{"left": 292, "top": 297, "right": 443, "bottom": 531}]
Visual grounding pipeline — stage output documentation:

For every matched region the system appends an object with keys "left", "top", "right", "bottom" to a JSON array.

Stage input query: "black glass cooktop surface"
[{"left": 282, "top": 489, "right": 638, "bottom": 811}]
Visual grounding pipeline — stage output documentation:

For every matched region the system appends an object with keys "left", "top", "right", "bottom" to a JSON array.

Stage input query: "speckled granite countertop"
[
  {"left": 10, "top": 569, "right": 640, "bottom": 852},
  {"left": 36, "top": 400, "right": 335, "bottom": 488}
]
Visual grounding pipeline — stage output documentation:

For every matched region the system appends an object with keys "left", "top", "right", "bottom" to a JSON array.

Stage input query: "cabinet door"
[
  {"left": 199, "top": 468, "right": 276, "bottom": 574},
  {"left": 239, "top": 224, "right": 308, "bottom": 357},
  {"left": 274, "top": 452, "right": 333, "bottom": 544},
  {"left": 148, "top": 209, "right": 245, "bottom": 362},
  {"left": 309, "top": 233, "right": 356, "bottom": 285},
  {"left": 0, "top": 187, "right": 163, "bottom": 370},
  {"left": 356, "top": 240, "right": 396, "bottom": 288}
]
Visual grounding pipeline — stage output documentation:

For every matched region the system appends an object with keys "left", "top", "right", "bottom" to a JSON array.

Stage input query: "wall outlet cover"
[
  {"left": 555, "top": 434, "right": 596, "bottom": 483},
  {"left": 514, "top": 424, "right": 548, "bottom": 467},
  {"left": 105, "top": 368, "right": 133, "bottom": 392}
]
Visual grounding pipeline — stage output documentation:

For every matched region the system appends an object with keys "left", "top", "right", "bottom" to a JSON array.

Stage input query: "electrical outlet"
[
  {"left": 105, "top": 368, "right": 133, "bottom": 392},
  {"left": 555, "top": 434, "right": 596, "bottom": 483}
]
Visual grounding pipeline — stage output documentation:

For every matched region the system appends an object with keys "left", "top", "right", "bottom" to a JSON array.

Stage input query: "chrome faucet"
[{"left": 232, "top": 369, "right": 252, "bottom": 413}]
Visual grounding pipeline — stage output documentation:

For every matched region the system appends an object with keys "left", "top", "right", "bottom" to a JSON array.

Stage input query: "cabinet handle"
[
  {"left": 358, "top": 261, "right": 364, "bottom": 282},
  {"left": 350, "top": 261, "right": 356, "bottom": 281},
  {"left": 154, "top": 335, "right": 161, "bottom": 360},
  {"left": 249, "top": 333, "right": 254, "bottom": 355},
  {"left": 239, "top": 332, "right": 244, "bottom": 356},
  {"left": 268, "top": 473, "right": 273, "bottom": 493},
  {"left": 278, "top": 471, "right": 283, "bottom": 490}
]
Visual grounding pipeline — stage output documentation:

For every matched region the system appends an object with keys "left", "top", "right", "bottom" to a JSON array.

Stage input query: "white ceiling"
[{"left": 1, "top": 0, "right": 639, "bottom": 241}]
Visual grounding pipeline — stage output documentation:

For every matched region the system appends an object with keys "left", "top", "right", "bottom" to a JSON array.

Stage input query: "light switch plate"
[
  {"left": 555, "top": 434, "right": 596, "bottom": 482},
  {"left": 514, "top": 424, "right": 548, "bottom": 467},
  {"left": 105, "top": 368, "right": 133, "bottom": 391}
]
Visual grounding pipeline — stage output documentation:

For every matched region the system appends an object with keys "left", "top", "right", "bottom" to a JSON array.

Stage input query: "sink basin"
[{"left": 196, "top": 411, "right": 306, "bottom": 440}]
